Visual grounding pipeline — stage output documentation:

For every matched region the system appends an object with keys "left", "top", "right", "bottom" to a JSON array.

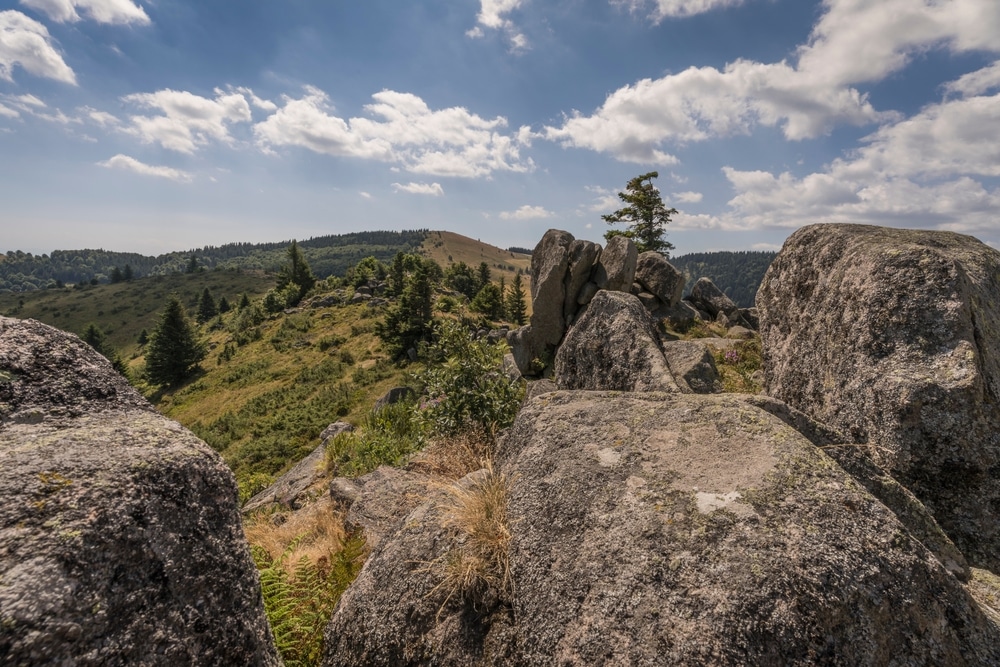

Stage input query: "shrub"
[
  {"left": 325, "top": 400, "right": 425, "bottom": 477},
  {"left": 416, "top": 320, "right": 524, "bottom": 437}
]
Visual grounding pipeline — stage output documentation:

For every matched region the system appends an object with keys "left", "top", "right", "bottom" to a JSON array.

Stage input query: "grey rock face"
[
  {"left": 662, "top": 340, "right": 722, "bottom": 393},
  {"left": 506, "top": 325, "right": 545, "bottom": 377},
  {"left": 0, "top": 317, "right": 279, "bottom": 666},
  {"left": 554, "top": 291, "right": 679, "bottom": 393},
  {"left": 529, "top": 229, "right": 575, "bottom": 346},
  {"left": 343, "top": 466, "right": 433, "bottom": 550},
  {"left": 662, "top": 299, "right": 702, "bottom": 330},
  {"left": 634, "top": 252, "right": 685, "bottom": 307},
  {"left": 758, "top": 223, "right": 1000, "bottom": 571},
  {"left": 374, "top": 386, "right": 415, "bottom": 412},
  {"left": 562, "top": 239, "right": 601, "bottom": 323},
  {"left": 321, "top": 391, "right": 1000, "bottom": 666},
  {"left": 690, "top": 277, "right": 739, "bottom": 319},
  {"left": 591, "top": 235, "right": 638, "bottom": 292}
]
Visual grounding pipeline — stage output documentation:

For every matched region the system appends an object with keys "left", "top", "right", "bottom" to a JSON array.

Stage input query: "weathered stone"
[
  {"left": 243, "top": 438, "right": 331, "bottom": 513},
  {"left": 737, "top": 307, "right": 759, "bottom": 330},
  {"left": 636, "top": 291, "right": 662, "bottom": 313},
  {"left": 529, "top": 229, "right": 575, "bottom": 346},
  {"left": 662, "top": 340, "right": 722, "bottom": 393},
  {"left": 554, "top": 291, "right": 679, "bottom": 392},
  {"left": 690, "top": 277, "right": 739, "bottom": 318},
  {"left": 320, "top": 420, "right": 354, "bottom": 443},
  {"left": 576, "top": 281, "right": 598, "bottom": 306},
  {"left": 634, "top": 252, "right": 685, "bottom": 307},
  {"left": 501, "top": 353, "right": 521, "bottom": 382},
  {"left": 563, "top": 239, "right": 601, "bottom": 323},
  {"left": 592, "top": 235, "right": 638, "bottom": 292},
  {"left": 506, "top": 326, "right": 546, "bottom": 377},
  {"left": 727, "top": 325, "right": 755, "bottom": 340},
  {"left": 0, "top": 318, "right": 279, "bottom": 665},
  {"left": 330, "top": 477, "right": 362, "bottom": 510},
  {"left": 662, "top": 299, "right": 701, "bottom": 331},
  {"left": 374, "top": 386, "right": 415, "bottom": 412},
  {"left": 322, "top": 392, "right": 1000, "bottom": 666},
  {"left": 715, "top": 310, "right": 731, "bottom": 327},
  {"left": 758, "top": 223, "right": 1000, "bottom": 571},
  {"left": 343, "top": 466, "right": 433, "bottom": 550}
]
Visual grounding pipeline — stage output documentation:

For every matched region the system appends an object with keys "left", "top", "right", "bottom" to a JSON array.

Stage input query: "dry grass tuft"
[
  {"left": 245, "top": 497, "right": 351, "bottom": 574},
  {"left": 427, "top": 462, "right": 514, "bottom": 616},
  {"left": 408, "top": 427, "right": 495, "bottom": 480}
]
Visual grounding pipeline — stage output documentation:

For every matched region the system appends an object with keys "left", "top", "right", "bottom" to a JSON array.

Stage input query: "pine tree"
[
  {"left": 82, "top": 323, "right": 130, "bottom": 378},
  {"left": 602, "top": 171, "right": 677, "bottom": 256},
  {"left": 197, "top": 287, "right": 217, "bottom": 323},
  {"left": 123, "top": 264, "right": 134, "bottom": 281},
  {"left": 109, "top": 266, "right": 124, "bottom": 283},
  {"left": 477, "top": 262, "right": 491, "bottom": 292},
  {"left": 376, "top": 263, "right": 436, "bottom": 360},
  {"left": 275, "top": 241, "right": 317, "bottom": 305},
  {"left": 471, "top": 282, "right": 504, "bottom": 320},
  {"left": 145, "top": 296, "right": 206, "bottom": 387},
  {"left": 186, "top": 255, "right": 199, "bottom": 274},
  {"left": 507, "top": 273, "right": 527, "bottom": 325},
  {"left": 218, "top": 296, "right": 231, "bottom": 314}
]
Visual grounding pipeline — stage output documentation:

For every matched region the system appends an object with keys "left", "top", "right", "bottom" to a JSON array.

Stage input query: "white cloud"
[
  {"left": 673, "top": 190, "right": 703, "bottom": 203},
  {"left": 123, "top": 88, "right": 252, "bottom": 153},
  {"left": 944, "top": 60, "right": 1000, "bottom": 97},
  {"left": 80, "top": 106, "right": 119, "bottom": 126},
  {"left": 751, "top": 242, "right": 781, "bottom": 251},
  {"left": 614, "top": 0, "right": 746, "bottom": 21},
  {"left": 499, "top": 205, "right": 554, "bottom": 220},
  {"left": 254, "top": 87, "right": 533, "bottom": 178},
  {"left": 19, "top": 0, "right": 149, "bottom": 25},
  {"left": 468, "top": 0, "right": 529, "bottom": 52},
  {"left": 0, "top": 10, "right": 76, "bottom": 84},
  {"left": 0, "top": 103, "right": 19, "bottom": 118},
  {"left": 544, "top": 0, "right": 1000, "bottom": 160},
  {"left": 392, "top": 182, "right": 444, "bottom": 196},
  {"left": 359, "top": 191, "right": 372, "bottom": 199},
  {"left": 97, "top": 154, "right": 193, "bottom": 182},
  {"left": 233, "top": 86, "right": 277, "bottom": 112},
  {"left": 679, "top": 91, "right": 1000, "bottom": 235}
]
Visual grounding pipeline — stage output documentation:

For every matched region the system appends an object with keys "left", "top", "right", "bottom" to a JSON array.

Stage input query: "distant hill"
[
  {"left": 671, "top": 251, "right": 777, "bottom": 308},
  {"left": 0, "top": 230, "right": 428, "bottom": 292}
]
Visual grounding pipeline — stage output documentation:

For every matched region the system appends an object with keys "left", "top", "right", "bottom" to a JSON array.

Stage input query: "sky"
[{"left": 1, "top": 0, "right": 999, "bottom": 257}]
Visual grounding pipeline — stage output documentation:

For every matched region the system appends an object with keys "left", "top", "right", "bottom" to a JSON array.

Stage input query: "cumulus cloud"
[
  {"left": 97, "top": 154, "right": 192, "bottom": 182},
  {"left": 944, "top": 60, "right": 1000, "bottom": 97},
  {"left": 122, "top": 88, "right": 252, "bottom": 153},
  {"left": 499, "top": 205, "right": 554, "bottom": 220},
  {"left": 19, "top": 0, "right": 150, "bottom": 25},
  {"left": 254, "top": 87, "right": 533, "bottom": 178},
  {"left": 544, "top": 0, "right": 1000, "bottom": 161},
  {"left": 614, "top": 0, "right": 746, "bottom": 21},
  {"left": 467, "top": 0, "right": 529, "bottom": 52},
  {"left": 673, "top": 190, "right": 703, "bottom": 203},
  {"left": 0, "top": 10, "right": 76, "bottom": 84},
  {"left": 392, "top": 182, "right": 444, "bottom": 196},
  {"left": 0, "top": 103, "right": 19, "bottom": 118},
  {"left": 678, "top": 90, "right": 1000, "bottom": 235}
]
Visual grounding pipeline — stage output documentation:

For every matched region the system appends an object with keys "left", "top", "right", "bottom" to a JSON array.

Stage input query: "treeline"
[
  {"left": 671, "top": 251, "right": 777, "bottom": 308},
  {"left": 0, "top": 230, "right": 428, "bottom": 293}
]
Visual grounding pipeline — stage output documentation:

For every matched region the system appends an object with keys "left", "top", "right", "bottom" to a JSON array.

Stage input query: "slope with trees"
[{"left": 671, "top": 250, "right": 777, "bottom": 307}]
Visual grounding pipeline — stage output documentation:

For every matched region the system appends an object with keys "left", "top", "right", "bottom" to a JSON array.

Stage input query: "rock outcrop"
[
  {"left": 634, "top": 251, "right": 685, "bottom": 308},
  {"left": 322, "top": 391, "right": 1000, "bottom": 666},
  {"left": 758, "top": 223, "right": 1000, "bottom": 571},
  {"left": 0, "top": 317, "right": 279, "bottom": 665},
  {"left": 554, "top": 291, "right": 679, "bottom": 392}
]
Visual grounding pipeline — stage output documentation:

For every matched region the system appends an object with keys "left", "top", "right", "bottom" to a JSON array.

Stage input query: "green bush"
[
  {"left": 325, "top": 400, "right": 425, "bottom": 477},
  {"left": 416, "top": 320, "right": 523, "bottom": 437}
]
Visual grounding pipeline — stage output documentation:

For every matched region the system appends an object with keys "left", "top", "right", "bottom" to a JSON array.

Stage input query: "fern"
[{"left": 252, "top": 534, "right": 366, "bottom": 666}]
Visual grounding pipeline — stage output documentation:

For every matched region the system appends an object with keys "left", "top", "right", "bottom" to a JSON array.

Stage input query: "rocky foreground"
[{"left": 2, "top": 222, "right": 999, "bottom": 665}]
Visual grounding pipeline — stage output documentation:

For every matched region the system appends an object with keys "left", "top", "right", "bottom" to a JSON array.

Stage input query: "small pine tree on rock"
[{"left": 145, "top": 296, "right": 206, "bottom": 387}]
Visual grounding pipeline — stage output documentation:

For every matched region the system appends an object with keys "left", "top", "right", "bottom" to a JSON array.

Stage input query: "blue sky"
[{"left": 1, "top": 0, "right": 999, "bottom": 256}]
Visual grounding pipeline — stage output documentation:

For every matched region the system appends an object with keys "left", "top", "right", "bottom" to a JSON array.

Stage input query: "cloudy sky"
[{"left": 1, "top": 0, "right": 999, "bottom": 256}]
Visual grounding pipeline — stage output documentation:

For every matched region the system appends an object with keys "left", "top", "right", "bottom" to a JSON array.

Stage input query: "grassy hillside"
[{"left": 0, "top": 269, "right": 274, "bottom": 354}]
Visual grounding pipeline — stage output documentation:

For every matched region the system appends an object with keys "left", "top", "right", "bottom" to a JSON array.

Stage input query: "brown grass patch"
[
  {"left": 407, "top": 427, "right": 495, "bottom": 480},
  {"left": 244, "top": 497, "right": 351, "bottom": 573}
]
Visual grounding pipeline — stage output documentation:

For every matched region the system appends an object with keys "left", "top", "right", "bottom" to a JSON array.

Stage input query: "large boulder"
[
  {"left": 321, "top": 392, "right": 1000, "bottom": 666},
  {"left": 562, "top": 239, "right": 601, "bottom": 324},
  {"left": 634, "top": 251, "right": 685, "bottom": 307},
  {"left": 758, "top": 223, "right": 1000, "bottom": 571},
  {"left": 661, "top": 340, "right": 722, "bottom": 394},
  {"left": 591, "top": 235, "right": 638, "bottom": 293},
  {"left": 528, "top": 229, "right": 575, "bottom": 346},
  {"left": 689, "top": 277, "right": 740, "bottom": 319},
  {"left": 0, "top": 318, "right": 279, "bottom": 665},
  {"left": 243, "top": 421, "right": 353, "bottom": 514},
  {"left": 554, "top": 291, "right": 679, "bottom": 392}
]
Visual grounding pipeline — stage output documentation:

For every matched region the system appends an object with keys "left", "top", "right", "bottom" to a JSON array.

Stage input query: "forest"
[
  {"left": 0, "top": 230, "right": 428, "bottom": 292},
  {"left": 671, "top": 250, "right": 777, "bottom": 307}
]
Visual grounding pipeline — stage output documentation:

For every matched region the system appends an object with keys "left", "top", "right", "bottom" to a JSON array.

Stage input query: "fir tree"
[
  {"left": 218, "top": 296, "right": 231, "bottom": 314},
  {"left": 602, "top": 171, "right": 677, "bottom": 256},
  {"left": 145, "top": 296, "right": 206, "bottom": 387},
  {"left": 376, "top": 263, "right": 436, "bottom": 360},
  {"left": 275, "top": 241, "right": 317, "bottom": 305},
  {"left": 197, "top": 288, "right": 217, "bottom": 323},
  {"left": 506, "top": 273, "right": 527, "bottom": 325}
]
